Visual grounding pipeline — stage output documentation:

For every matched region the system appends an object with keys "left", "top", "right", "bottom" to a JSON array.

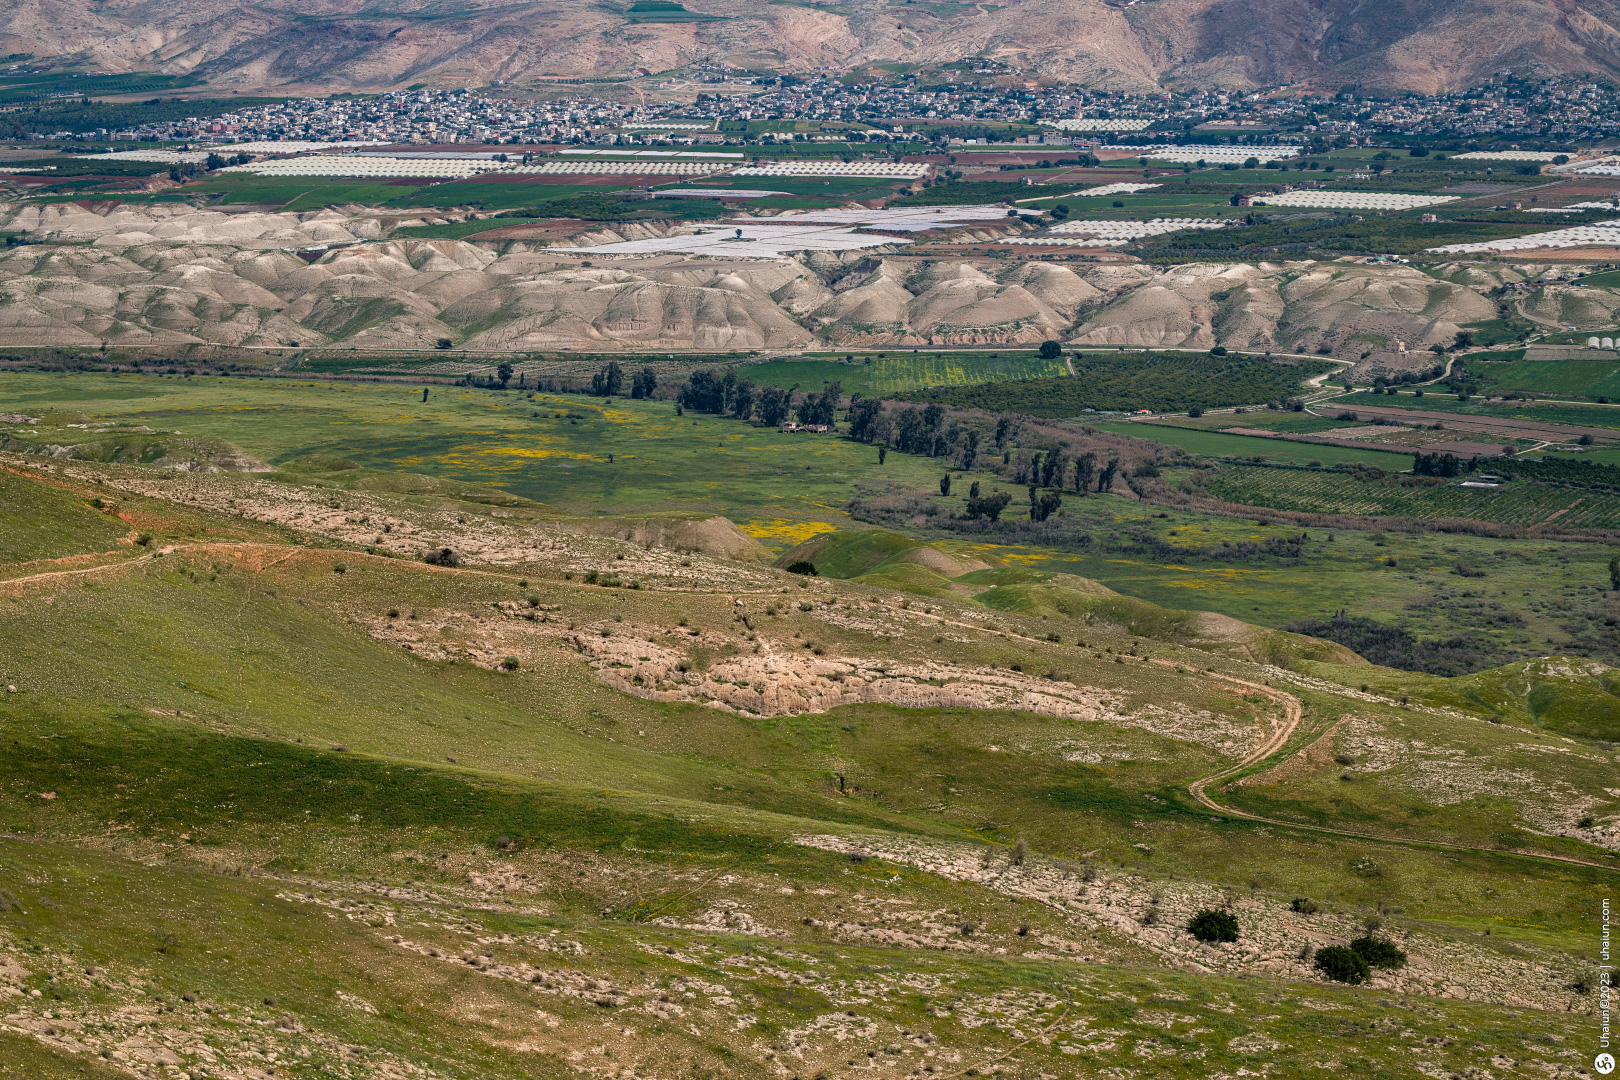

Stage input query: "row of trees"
[
  {"left": 677, "top": 368, "right": 838, "bottom": 428},
  {"left": 1411, "top": 452, "right": 1464, "bottom": 477},
  {"left": 1011, "top": 447, "right": 1121, "bottom": 495},
  {"left": 588, "top": 361, "right": 658, "bottom": 399}
]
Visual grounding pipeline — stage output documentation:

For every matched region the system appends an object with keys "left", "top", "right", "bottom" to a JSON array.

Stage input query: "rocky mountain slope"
[{"left": 0, "top": 0, "right": 1616, "bottom": 92}]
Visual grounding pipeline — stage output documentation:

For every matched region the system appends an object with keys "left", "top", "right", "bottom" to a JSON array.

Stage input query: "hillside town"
[{"left": 56, "top": 70, "right": 1620, "bottom": 150}]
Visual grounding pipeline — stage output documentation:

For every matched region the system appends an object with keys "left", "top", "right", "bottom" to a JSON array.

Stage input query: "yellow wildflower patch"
[{"left": 742, "top": 519, "right": 839, "bottom": 545}]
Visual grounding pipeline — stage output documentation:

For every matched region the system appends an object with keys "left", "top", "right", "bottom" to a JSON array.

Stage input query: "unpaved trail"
[
  {"left": 1172, "top": 661, "right": 1302, "bottom": 812},
  {"left": 0, "top": 551, "right": 155, "bottom": 592},
  {"left": 1161, "top": 659, "right": 1616, "bottom": 871}
]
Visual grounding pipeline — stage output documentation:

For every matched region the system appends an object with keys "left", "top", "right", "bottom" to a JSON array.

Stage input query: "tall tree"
[{"left": 1074, "top": 452, "right": 1096, "bottom": 493}]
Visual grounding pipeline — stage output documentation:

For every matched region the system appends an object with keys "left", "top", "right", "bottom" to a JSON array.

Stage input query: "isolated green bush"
[
  {"left": 1350, "top": 936, "right": 1407, "bottom": 969},
  {"left": 1315, "top": 945, "right": 1370, "bottom": 983},
  {"left": 1187, "top": 909, "right": 1239, "bottom": 943}
]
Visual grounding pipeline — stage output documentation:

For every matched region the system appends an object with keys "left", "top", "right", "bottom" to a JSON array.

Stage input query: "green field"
[
  {"left": 1469, "top": 360, "right": 1620, "bottom": 401},
  {"left": 1095, "top": 421, "right": 1416, "bottom": 469},
  {"left": 1332, "top": 389, "right": 1620, "bottom": 430},
  {"left": 747, "top": 351, "right": 1067, "bottom": 394},
  {"left": 0, "top": 373, "right": 954, "bottom": 541},
  {"left": 902, "top": 353, "right": 1334, "bottom": 416},
  {"left": 1205, "top": 462, "right": 1620, "bottom": 528}
]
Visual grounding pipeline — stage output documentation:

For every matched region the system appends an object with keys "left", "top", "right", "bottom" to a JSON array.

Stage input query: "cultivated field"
[{"left": 1206, "top": 462, "right": 1620, "bottom": 528}]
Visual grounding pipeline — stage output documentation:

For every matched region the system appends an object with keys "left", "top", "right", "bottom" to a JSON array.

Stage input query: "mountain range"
[{"left": 1, "top": 0, "right": 1617, "bottom": 93}]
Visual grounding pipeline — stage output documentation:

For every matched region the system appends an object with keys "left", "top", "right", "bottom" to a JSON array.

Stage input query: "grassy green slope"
[{"left": 0, "top": 439, "right": 1615, "bottom": 1075}]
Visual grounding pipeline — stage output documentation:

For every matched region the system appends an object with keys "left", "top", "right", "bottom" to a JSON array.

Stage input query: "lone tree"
[
  {"left": 966, "top": 489, "right": 1011, "bottom": 522},
  {"left": 496, "top": 362, "right": 513, "bottom": 388},
  {"left": 1187, "top": 909, "right": 1239, "bottom": 943},
  {"left": 631, "top": 366, "right": 658, "bottom": 399},
  {"left": 1314, "top": 945, "right": 1370, "bottom": 983},
  {"left": 940, "top": 474, "right": 952, "bottom": 497},
  {"left": 1038, "top": 340, "right": 1062, "bottom": 360}
]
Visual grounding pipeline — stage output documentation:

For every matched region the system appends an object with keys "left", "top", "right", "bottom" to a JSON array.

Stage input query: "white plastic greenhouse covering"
[
  {"left": 1250, "top": 191, "right": 1459, "bottom": 210},
  {"left": 749, "top": 206, "right": 1041, "bottom": 231},
  {"left": 1044, "top": 118, "right": 1154, "bottom": 131},
  {"left": 1006, "top": 218, "right": 1235, "bottom": 245},
  {"left": 558, "top": 149, "right": 744, "bottom": 159},
  {"left": 1132, "top": 144, "right": 1301, "bottom": 162},
  {"left": 221, "top": 156, "right": 507, "bottom": 178},
  {"left": 1065, "top": 182, "right": 1163, "bottom": 197},
  {"left": 730, "top": 162, "right": 930, "bottom": 178},
  {"left": 106, "top": 141, "right": 388, "bottom": 164},
  {"left": 1452, "top": 151, "right": 1563, "bottom": 162},
  {"left": 1426, "top": 220, "right": 1620, "bottom": 253},
  {"left": 509, "top": 161, "right": 726, "bottom": 175}
]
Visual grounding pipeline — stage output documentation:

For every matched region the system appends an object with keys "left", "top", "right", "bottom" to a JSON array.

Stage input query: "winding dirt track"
[{"left": 1162, "top": 660, "right": 1616, "bottom": 872}]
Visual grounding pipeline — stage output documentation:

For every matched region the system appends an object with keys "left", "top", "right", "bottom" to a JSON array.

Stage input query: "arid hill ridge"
[{"left": 2, "top": 0, "right": 1617, "bottom": 93}]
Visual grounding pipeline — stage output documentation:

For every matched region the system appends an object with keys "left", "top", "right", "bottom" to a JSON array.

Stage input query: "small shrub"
[
  {"left": 500, "top": 656, "right": 520, "bottom": 672},
  {"left": 1011, "top": 838, "right": 1027, "bottom": 865},
  {"left": 1350, "top": 936, "right": 1406, "bottom": 969},
  {"left": 386, "top": 608, "right": 400, "bottom": 619},
  {"left": 424, "top": 547, "right": 458, "bottom": 567},
  {"left": 1187, "top": 909, "right": 1239, "bottom": 943},
  {"left": 1314, "top": 945, "right": 1370, "bottom": 983},
  {"left": 785, "top": 560, "right": 819, "bottom": 576},
  {"left": 1290, "top": 897, "right": 1320, "bottom": 915},
  {"left": 798, "top": 601, "right": 814, "bottom": 612},
  {"left": 332, "top": 562, "right": 347, "bottom": 574}
]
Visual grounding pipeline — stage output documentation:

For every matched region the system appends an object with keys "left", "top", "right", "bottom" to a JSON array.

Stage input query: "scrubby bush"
[
  {"left": 1187, "top": 909, "right": 1239, "bottom": 943},
  {"left": 785, "top": 560, "right": 818, "bottom": 576},
  {"left": 423, "top": 547, "right": 458, "bottom": 566},
  {"left": 1290, "top": 897, "right": 1320, "bottom": 915},
  {"left": 500, "top": 656, "right": 520, "bottom": 671},
  {"left": 1314, "top": 945, "right": 1370, "bottom": 983},
  {"left": 1350, "top": 936, "right": 1406, "bottom": 969}
]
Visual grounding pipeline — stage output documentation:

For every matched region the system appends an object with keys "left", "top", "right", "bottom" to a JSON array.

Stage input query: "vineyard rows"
[{"left": 861, "top": 354, "right": 1069, "bottom": 394}]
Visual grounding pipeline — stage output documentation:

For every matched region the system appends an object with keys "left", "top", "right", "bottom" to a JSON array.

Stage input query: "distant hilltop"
[{"left": 2, "top": 0, "right": 1618, "bottom": 94}]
